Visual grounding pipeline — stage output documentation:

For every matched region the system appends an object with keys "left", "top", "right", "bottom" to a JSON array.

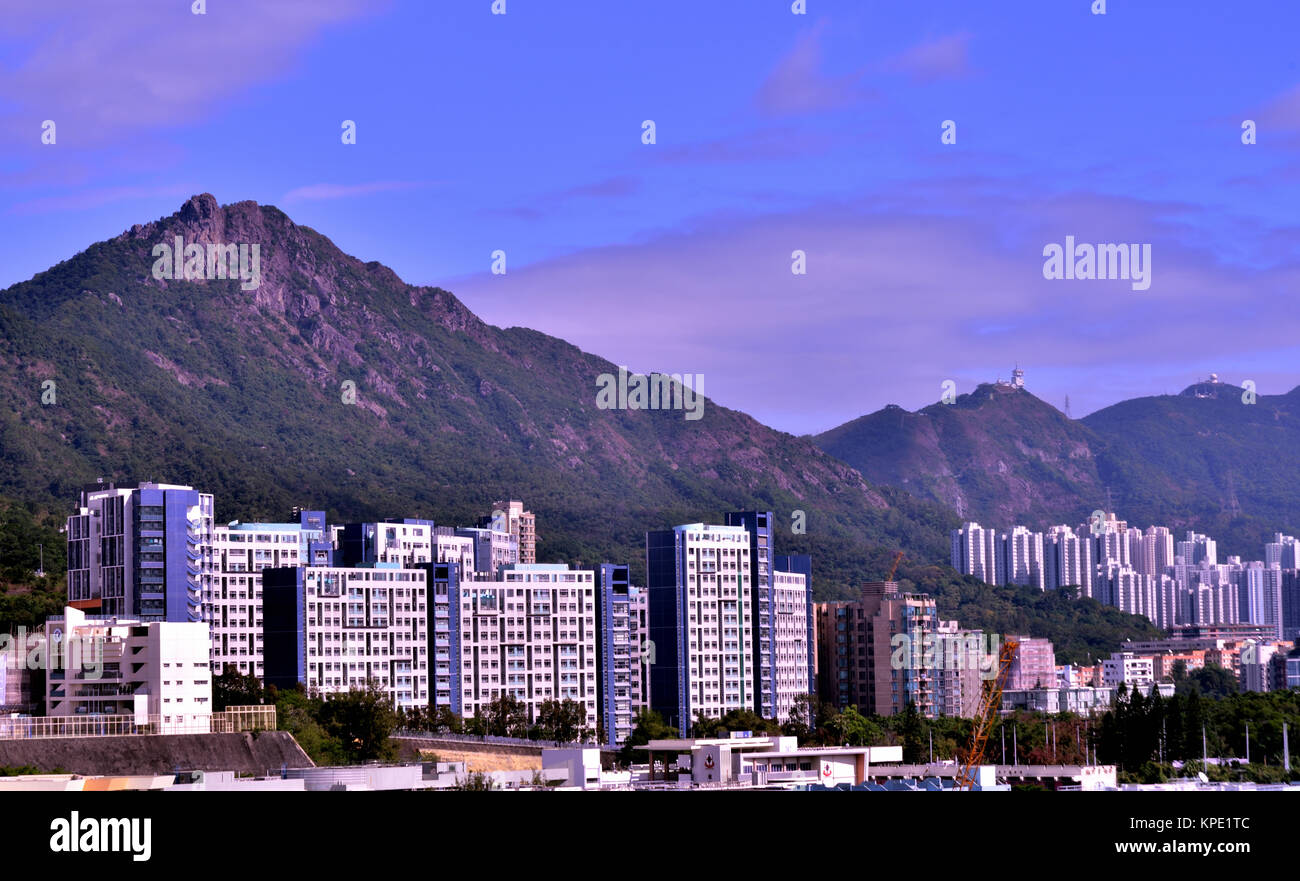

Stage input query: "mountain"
[
  {"left": 0, "top": 194, "right": 961, "bottom": 601},
  {"left": 815, "top": 383, "right": 1105, "bottom": 527},
  {"left": 813, "top": 378, "right": 1300, "bottom": 557}
]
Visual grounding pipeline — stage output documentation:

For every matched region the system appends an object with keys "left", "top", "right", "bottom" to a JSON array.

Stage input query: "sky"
[{"left": 1, "top": 0, "right": 1298, "bottom": 435}]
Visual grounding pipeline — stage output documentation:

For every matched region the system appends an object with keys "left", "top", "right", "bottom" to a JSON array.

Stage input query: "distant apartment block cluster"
[{"left": 952, "top": 515, "right": 1300, "bottom": 641}]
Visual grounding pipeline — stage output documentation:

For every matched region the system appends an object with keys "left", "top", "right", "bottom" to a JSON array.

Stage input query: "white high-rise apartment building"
[
  {"left": 1266, "top": 533, "right": 1299, "bottom": 569},
  {"left": 433, "top": 527, "right": 476, "bottom": 573},
  {"left": 458, "top": 564, "right": 599, "bottom": 726},
  {"left": 1151, "top": 574, "right": 1180, "bottom": 629},
  {"left": 1003, "top": 526, "right": 1044, "bottom": 589},
  {"left": 485, "top": 501, "right": 538, "bottom": 565},
  {"left": 951, "top": 522, "right": 1002, "bottom": 585},
  {"left": 646, "top": 523, "right": 755, "bottom": 731},
  {"left": 342, "top": 519, "right": 435, "bottom": 567},
  {"left": 1239, "top": 564, "right": 1284, "bottom": 639},
  {"left": 1177, "top": 531, "right": 1218, "bottom": 567},
  {"left": 263, "top": 564, "right": 429, "bottom": 710},
  {"left": 456, "top": 527, "right": 520, "bottom": 577},
  {"left": 1136, "top": 526, "right": 1174, "bottom": 577},
  {"left": 207, "top": 511, "right": 330, "bottom": 680},
  {"left": 1191, "top": 574, "right": 1239, "bottom": 627},
  {"left": 1106, "top": 565, "right": 1157, "bottom": 623},
  {"left": 1044, "top": 525, "right": 1093, "bottom": 596},
  {"left": 772, "top": 570, "right": 810, "bottom": 723},
  {"left": 1084, "top": 513, "right": 1129, "bottom": 581}
]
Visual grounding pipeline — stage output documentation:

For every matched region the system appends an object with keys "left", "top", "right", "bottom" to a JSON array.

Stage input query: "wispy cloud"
[
  {"left": 1255, "top": 83, "right": 1300, "bottom": 131},
  {"left": 878, "top": 32, "right": 975, "bottom": 82},
  {"left": 553, "top": 176, "right": 640, "bottom": 200},
  {"left": 281, "top": 180, "right": 436, "bottom": 202},
  {"left": 755, "top": 21, "right": 874, "bottom": 118},
  {"left": 486, "top": 175, "right": 639, "bottom": 221},
  {"left": 0, "top": 0, "right": 384, "bottom": 147},
  {"left": 9, "top": 183, "right": 199, "bottom": 215},
  {"left": 655, "top": 126, "right": 839, "bottom": 164}
]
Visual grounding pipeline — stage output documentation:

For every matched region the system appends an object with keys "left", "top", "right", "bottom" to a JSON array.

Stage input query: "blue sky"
[{"left": 2, "top": 0, "right": 1299, "bottom": 434}]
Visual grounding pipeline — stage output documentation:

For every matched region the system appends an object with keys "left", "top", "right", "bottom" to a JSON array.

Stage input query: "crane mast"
[{"left": 955, "top": 637, "right": 1019, "bottom": 791}]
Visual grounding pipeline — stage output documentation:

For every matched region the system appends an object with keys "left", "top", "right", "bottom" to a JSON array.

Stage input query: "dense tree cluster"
[
  {"left": 1095, "top": 675, "right": 1300, "bottom": 782},
  {"left": 400, "top": 694, "right": 594, "bottom": 744},
  {"left": 213, "top": 671, "right": 402, "bottom": 766}
]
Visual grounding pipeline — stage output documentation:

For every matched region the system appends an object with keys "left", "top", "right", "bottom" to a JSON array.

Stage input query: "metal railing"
[
  {"left": 0, "top": 705, "right": 275, "bottom": 741},
  {"left": 392, "top": 729, "right": 613, "bottom": 750}
]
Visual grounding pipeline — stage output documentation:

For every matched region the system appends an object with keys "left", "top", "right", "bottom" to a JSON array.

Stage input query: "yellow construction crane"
[
  {"left": 955, "top": 637, "right": 1019, "bottom": 791},
  {"left": 887, "top": 551, "right": 904, "bottom": 582}
]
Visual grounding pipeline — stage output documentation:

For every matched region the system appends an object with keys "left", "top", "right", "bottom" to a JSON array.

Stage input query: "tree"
[
  {"left": 899, "top": 701, "right": 925, "bottom": 762},
  {"left": 1188, "top": 664, "right": 1239, "bottom": 700},
  {"left": 619, "top": 709, "right": 677, "bottom": 766},
  {"left": 812, "top": 698, "right": 842, "bottom": 745},
  {"left": 213, "top": 667, "right": 265, "bottom": 712},
  {"left": 432, "top": 705, "right": 463, "bottom": 735},
  {"left": 274, "top": 685, "right": 347, "bottom": 766},
  {"left": 782, "top": 694, "right": 817, "bottom": 741},
  {"left": 483, "top": 694, "right": 529, "bottom": 738},
  {"left": 454, "top": 771, "right": 496, "bottom": 791},
  {"left": 536, "top": 698, "right": 591, "bottom": 743},
  {"left": 832, "top": 705, "right": 883, "bottom": 747},
  {"left": 314, "top": 680, "right": 401, "bottom": 763},
  {"left": 693, "top": 708, "right": 779, "bottom": 739}
]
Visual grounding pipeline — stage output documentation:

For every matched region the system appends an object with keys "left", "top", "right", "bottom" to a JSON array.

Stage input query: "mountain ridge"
[
  {"left": 813, "top": 377, "right": 1300, "bottom": 558},
  {"left": 0, "top": 194, "right": 955, "bottom": 599}
]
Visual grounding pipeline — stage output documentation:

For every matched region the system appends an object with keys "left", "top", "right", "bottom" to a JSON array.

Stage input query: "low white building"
[
  {"left": 1102, "top": 652, "right": 1154, "bottom": 690},
  {"left": 43, "top": 607, "right": 212, "bottom": 733},
  {"left": 638, "top": 735, "right": 903, "bottom": 788}
]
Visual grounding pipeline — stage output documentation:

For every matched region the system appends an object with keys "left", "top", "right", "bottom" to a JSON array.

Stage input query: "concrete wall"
[{"left": 0, "top": 731, "right": 313, "bottom": 776}]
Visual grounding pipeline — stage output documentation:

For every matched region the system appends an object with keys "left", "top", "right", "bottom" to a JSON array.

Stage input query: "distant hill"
[{"left": 813, "top": 378, "right": 1300, "bottom": 558}]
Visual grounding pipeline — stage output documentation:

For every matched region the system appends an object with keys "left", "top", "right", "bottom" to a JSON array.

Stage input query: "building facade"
[
  {"left": 44, "top": 607, "right": 213, "bottom": 733},
  {"left": 66, "top": 482, "right": 215, "bottom": 621},
  {"left": 646, "top": 523, "right": 754, "bottom": 732},
  {"left": 725, "top": 511, "right": 774, "bottom": 717},
  {"left": 771, "top": 570, "right": 811, "bottom": 723},
  {"left": 208, "top": 510, "right": 330, "bottom": 679},
  {"left": 815, "top": 582, "right": 946, "bottom": 718},
  {"left": 456, "top": 564, "right": 599, "bottom": 728},
  {"left": 262, "top": 563, "right": 430, "bottom": 710},
  {"left": 596, "top": 563, "right": 649, "bottom": 744},
  {"left": 482, "top": 501, "right": 538, "bottom": 565}
]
